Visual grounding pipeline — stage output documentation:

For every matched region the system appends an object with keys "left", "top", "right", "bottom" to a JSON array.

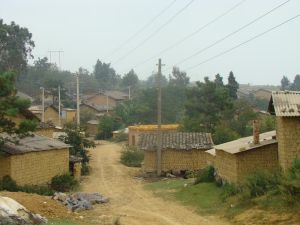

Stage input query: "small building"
[
  {"left": 85, "top": 120, "right": 99, "bottom": 136},
  {"left": 35, "top": 121, "right": 62, "bottom": 138},
  {"left": 212, "top": 130, "right": 278, "bottom": 183},
  {"left": 128, "top": 124, "right": 179, "bottom": 146},
  {"left": 139, "top": 132, "right": 214, "bottom": 173},
  {"left": 0, "top": 134, "right": 70, "bottom": 186},
  {"left": 268, "top": 91, "right": 300, "bottom": 171},
  {"left": 80, "top": 102, "right": 113, "bottom": 120}
]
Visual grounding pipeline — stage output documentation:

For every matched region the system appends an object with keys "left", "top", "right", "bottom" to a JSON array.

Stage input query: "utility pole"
[
  {"left": 106, "top": 94, "right": 109, "bottom": 113},
  {"left": 58, "top": 85, "right": 61, "bottom": 127},
  {"left": 76, "top": 73, "right": 80, "bottom": 126},
  {"left": 41, "top": 87, "right": 45, "bottom": 123},
  {"left": 156, "top": 58, "right": 164, "bottom": 176},
  {"left": 128, "top": 86, "right": 131, "bottom": 100}
]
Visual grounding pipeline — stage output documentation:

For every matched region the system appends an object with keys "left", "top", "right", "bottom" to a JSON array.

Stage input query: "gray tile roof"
[
  {"left": 138, "top": 132, "right": 213, "bottom": 151},
  {"left": 268, "top": 91, "right": 300, "bottom": 116},
  {"left": 1, "top": 134, "right": 70, "bottom": 155}
]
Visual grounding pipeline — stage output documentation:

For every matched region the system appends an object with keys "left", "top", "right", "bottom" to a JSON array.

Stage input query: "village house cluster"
[{"left": 135, "top": 91, "right": 300, "bottom": 183}]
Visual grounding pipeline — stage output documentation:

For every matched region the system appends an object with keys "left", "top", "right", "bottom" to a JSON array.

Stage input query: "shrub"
[
  {"left": 120, "top": 145, "right": 144, "bottom": 167},
  {"left": 243, "top": 170, "right": 281, "bottom": 198},
  {"left": 194, "top": 166, "right": 215, "bottom": 184},
  {"left": 21, "top": 185, "right": 54, "bottom": 196},
  {"left": 220, "top": 183, "right": 241, "bottom": 201},
  {"left": 0, "top": 176, "right": 18, "bottom": 192},
  {"left": 51, "top": 174, "right": 78, "bottom": 192}
]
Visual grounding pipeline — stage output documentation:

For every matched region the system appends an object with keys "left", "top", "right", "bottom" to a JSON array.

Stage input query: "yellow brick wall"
[
  {"left": 35, "top": 128, "right": 56, "bottom": 138},
  {"left": 143, "top": 149, "right": 208, "bottom": 173},
  {"left": 45, "top": 107, "right": 60, "bottom": 126},
  {"left": 65, "top": 111, "right": 76, "bottom": 123},
  {"left": 277, "top": 117, "right": 300, "bottom": 171},
  {"left": 10, "top": 148, "right": 69, "bottom": 186},
  {"left": 236, "top": 143, "right": 278, "bottom": 182},
  {"left": 0, "top": 156, "right": 11, "bottom": 179},
  {"left": 215, "top": 150, "right": 238, "bottom": 183}
]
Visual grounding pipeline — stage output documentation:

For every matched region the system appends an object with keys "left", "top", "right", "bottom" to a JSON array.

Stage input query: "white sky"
[{"left": 1, "top": 0, "right": 300, "bottom": 85}]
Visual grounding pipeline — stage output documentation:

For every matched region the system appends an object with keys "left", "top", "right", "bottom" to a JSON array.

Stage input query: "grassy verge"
[{"left": 145, "top": 179, "right": 225, "bottom": 214}]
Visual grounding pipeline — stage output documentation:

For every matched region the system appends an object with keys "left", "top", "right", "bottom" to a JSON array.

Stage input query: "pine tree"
[
  {"left": 227, "top": 71, "right": 239, "bottom": 99},
  {"left": 280, "top": 76, "right": 290, "bottom": 90}
]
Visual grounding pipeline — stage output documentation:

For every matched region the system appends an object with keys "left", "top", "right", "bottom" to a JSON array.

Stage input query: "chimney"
[{"left": 253, "top": 120, "right": 260, "bottom": 145}]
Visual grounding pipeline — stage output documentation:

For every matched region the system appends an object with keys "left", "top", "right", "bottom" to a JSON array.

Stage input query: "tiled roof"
[
  {"left": 139, "top": 132, "right": 213, "bottom": 151},
  {"left": 268, "top": 91, "right": 300, "bottom": 116},
  {"left": 1, "top": 134, "right": 70, "bottom": 155}
]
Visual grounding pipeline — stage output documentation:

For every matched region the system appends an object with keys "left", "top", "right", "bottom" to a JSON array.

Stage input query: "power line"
[
  {"left": 133, "top": 0, "right": 247, "bottom": 68},
  {"left": 185, "top": 13, "right": 300, "bottom": 71},
  {"left": 169, "top": 0, "right": 290, "bottom": 70},
  {"left": 106, "top": 0, "right": 177, "bottom": 59},
  {"left": 113, "top": 0, "right": 195, "bottom": 64}
]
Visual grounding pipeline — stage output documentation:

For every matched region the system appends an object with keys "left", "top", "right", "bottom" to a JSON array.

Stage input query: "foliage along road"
[{"left": 81, "top": 142, "right": 229, "bottom": 225}]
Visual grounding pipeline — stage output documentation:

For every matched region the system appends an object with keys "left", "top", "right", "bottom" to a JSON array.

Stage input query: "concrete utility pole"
[
  {"left": 41, "top": 87, "right": 45, "bottom": 123},
  {"left": 58, "top": 85, "right": 61, "bottom": 127},
  {"left": 76, "top": 73, "right": 80, "bottom": 125},
  {"left": 156, "top": 58, "right": 164, "bottom": 176}
]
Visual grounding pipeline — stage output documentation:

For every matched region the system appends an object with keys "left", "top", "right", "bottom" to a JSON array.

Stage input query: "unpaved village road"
[{"left": 81, "top": 142, "right": 229, "bottom": 225}]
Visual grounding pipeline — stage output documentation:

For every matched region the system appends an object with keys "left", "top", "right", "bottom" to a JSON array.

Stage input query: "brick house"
[
  {"left": 210, "top": 130, "right": 278, "bottom": 183},
  {"left": 128, "top": 124, "right": 179, "bottom": 146},
  {"left": 268, "top": 91, "right": 300, "bottom": 171},
  {"left": 0, "top": 134, "right": 70, "bottom": 186},
  {"left": 139, "top": 132, "right": 214, "bottom": 174}
]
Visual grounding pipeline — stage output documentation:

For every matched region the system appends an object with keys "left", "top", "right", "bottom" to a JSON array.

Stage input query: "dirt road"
[{"left": 81, "top": 142, "right": 229, "bottom": 225}]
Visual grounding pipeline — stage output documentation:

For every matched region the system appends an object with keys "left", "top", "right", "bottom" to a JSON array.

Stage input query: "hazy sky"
[{"left": 1, "top": 0, "right": 299, "bottom": 85}]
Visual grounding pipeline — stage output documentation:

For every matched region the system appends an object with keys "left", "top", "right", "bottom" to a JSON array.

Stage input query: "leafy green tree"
[
  {"left": 227, "top": 71, "right": 239, "bottom": 99},
  {"left": 169, "top": 67, "right": 189, "bottom": 87},
  {"left": 213, "top": 124, "right": 240, "bottom": 144},
  {"left": 214, "top": 74, "right": 224, "bottom": 87},
  {"left": 121, "top": 69, "right": 139, "bottom": 89},
  {"left": 280, "top": 75, "right": 290, "bottom": 91},
  {"left": 0, "top": 20, "right": 35, "bottom": 74},
  {"left": 93, "top": 59, "right": 119, "bottom": 89},
  {"left": 59, "top": 123, "right": 95, "bottom": 174},
  {"left": 0, "top": 71, "right": 37, "bottom": 148},
  {"left": 146, "top": 73, "right": 168, "bottom": 88},
  {"left": 292, "top": 74, "right": 300, "bottom": 91},
  {"left": 183, "top": 77, "right": 233, "bottom": 132},
  {"left": 98, "top": 115, "right": 122, "bottom": 139}
]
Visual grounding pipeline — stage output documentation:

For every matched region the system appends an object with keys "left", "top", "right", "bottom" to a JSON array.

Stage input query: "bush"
[
  {"left": 21, "top": 185, "right": 54, "bottom": 196},
  {"left": 0, "top": 176, "right": 18, "bottom": 192},
  {"left": 51, "top": 174, "right": 78, "bottom": 192},
  {"left": 194, "top": 166, "right": 215, "bottom": 184},
  {"left": 244, "top": 170, "right": 281, "bottom": 198},
  {"left": 120, "top": 145, "right": 144, "bottom": 167},
  {"left": 220, "top": 183, "right": 241, "bottom": 201}
]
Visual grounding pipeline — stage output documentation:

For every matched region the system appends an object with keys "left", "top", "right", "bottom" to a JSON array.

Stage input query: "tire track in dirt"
[{"left": 81, "top": 142, "right": 229, "bottom": 225}]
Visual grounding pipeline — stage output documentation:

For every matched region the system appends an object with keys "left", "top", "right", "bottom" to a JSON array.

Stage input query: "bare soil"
[{"left": 81, "top": 141, "right": 230, "bottom": 225}]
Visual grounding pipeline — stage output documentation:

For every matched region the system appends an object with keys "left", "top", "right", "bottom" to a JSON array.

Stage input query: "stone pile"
[
  {"left": 53, "top": 192, "right": 109, "bottom": 212},
  {"left": 0, "top": 196, "right": 47, "bottom": 225}
]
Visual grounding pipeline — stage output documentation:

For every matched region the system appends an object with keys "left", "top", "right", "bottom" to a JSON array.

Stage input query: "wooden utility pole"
[
  {"left": 58, "top": 85, "right": 61, "bottom": 127},
  {"left": 41, "top": 87, "right": 45, "bottom": 123},
  {"left": 76, "top": 73, "right": 80, "bottom": 125},
  {"left": 156, "top": 58, "right": 164, "bottom": 176}
]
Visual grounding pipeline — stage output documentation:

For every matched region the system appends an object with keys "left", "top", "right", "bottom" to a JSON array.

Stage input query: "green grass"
[
  {"left": 145, "top": 179, "right": 225, "bottom": 214},
  {"left": 48, "top": 219, "right": 101, "bottom": 225}
]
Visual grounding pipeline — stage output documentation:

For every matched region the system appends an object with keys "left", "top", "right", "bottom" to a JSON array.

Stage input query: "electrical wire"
[
  {"left": 170, "top": 0, "right": 291, "bottom": 69},
  {"left": 185, "top": 13, "right": 300, "bottom": 71},
  {"left": 113, "top": 0, "right": 195, "bottom": 64},
  {"left": 133, "top": 0, "right": 247, "bottom": 68},
  {"left": 106, "top": 0, "right": 177, "bottom": 59}
]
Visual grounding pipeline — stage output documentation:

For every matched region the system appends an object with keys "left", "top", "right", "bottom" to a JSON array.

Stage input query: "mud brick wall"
[
  {"left": 143, "top": 149, "right": 208, "bottom": 173},
  {"left": 236, "top": 143, "right": 278, "bottom": 182},
  {"left": 9, "top": 148, "right": 69, "bottom": 186},
  {"left": 215, "top": 150, "right": 238, "bottom": 183},
  {"left": 276, "top": 117, "right": 300, "bottom": 171},
  {"left": 45, "top": 107, "right": 60, "bottom": 126},
  {"left": 35, "top": 128, "right": 56, "bottom": 138},
  {"left": 0, "top": 156, "right": 11, "bottom": 179}
]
